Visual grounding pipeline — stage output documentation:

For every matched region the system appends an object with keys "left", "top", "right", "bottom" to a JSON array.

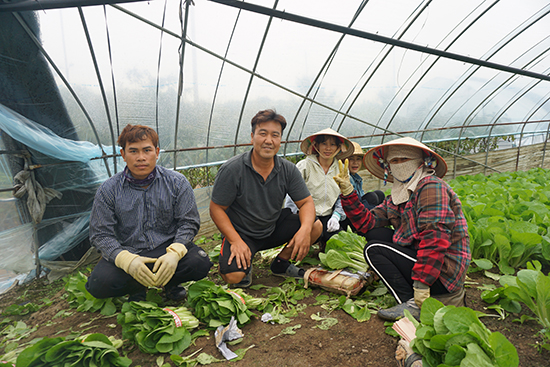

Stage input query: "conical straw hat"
[
  {"left": 344, "top": 141, "right": 366, "bottom": 170},
  {"left": 363, "top": 137, "right": 447, "bottom": 183},
  {"left": 300, "top": 128, "right": 353, "bottom": 160}
]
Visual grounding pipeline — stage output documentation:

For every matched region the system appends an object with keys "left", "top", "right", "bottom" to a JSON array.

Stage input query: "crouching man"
[
  {"left": 209, "top": 109, "right": 323, "bottom": 288},
  {"left": 86, "top": 124, "right": 212, "bottom": 301}
]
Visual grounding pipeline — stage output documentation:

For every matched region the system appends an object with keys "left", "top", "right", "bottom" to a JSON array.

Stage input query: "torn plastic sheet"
[
  {"left": 38, "top": 214, "right": 90, "bottom": 261},
  {"left": 214, "top": 316, "right": 244, "bottom": 360},
  {"left": 0, "top": 104, "right": 102, "bottom": 163}
]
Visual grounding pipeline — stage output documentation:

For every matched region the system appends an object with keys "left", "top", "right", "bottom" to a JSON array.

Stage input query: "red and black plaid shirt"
[{"left": 341, "top": 176, "right": 470, "bottom": 292}]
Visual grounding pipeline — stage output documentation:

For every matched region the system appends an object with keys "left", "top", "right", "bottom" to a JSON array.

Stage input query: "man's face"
[
  {"left": 251, "top": 120, "right": 282, "bottom": 160},
  {"left": 348, "top": 155, "right": 362, "bottom": 174},
  {"left": 120, "top": 138, "right": 160, "bottom": 179}
]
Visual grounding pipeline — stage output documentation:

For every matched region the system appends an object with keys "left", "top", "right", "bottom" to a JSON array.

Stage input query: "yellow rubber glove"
[
  {"left": 333, "top": 159, "right": 354, "bottom": 196},
  {"left": 115, "top": 250, "right": 157, "bottom": 288},
  {"left": 413, "top": 280, "right": 430, "bottom": 308},
  {"left": 153, "top": 243, "right": 188, "bottom": 287}
]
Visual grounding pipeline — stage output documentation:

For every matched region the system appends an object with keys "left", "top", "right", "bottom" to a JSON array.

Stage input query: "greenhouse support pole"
[{"left": 173, "top": 0, "right": 191, "bottom": 170}]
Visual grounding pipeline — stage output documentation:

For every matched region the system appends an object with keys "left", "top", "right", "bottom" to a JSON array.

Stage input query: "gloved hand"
[
  {"left": 327, "top": 213, "right": 341, "bottom": 232},
  {"left": 153, "top": 243, "right": 188, "bottom": 287},
  {"left": 413, "top": 280, "right": 430, "bottom": 308},
  {"left": 115, "top": 250, "right": 157, "bottom": 288},
  {"left": 333, "top": 159, "right": 354, "bottom": 196}
]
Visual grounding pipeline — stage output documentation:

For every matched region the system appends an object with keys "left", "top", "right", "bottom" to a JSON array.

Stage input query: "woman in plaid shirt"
[{"left": 333, "top": 137, "right": 471, "bottom": 321}]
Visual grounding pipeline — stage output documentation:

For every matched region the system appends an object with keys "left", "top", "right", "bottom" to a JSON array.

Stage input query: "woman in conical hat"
[
  {"left": 285, "top": 128, "right": 353, "bottom": 250},
  {"left": 333, "top": 136, "right": 471, "bottom": 321}
]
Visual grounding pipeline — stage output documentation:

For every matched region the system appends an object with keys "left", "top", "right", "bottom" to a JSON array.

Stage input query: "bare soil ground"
[{"left": 1, "top": 239, "right": 549, "bottom": 367}]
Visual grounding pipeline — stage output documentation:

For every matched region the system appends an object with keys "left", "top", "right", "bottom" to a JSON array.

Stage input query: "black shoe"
[
  {"left": 165, "top": 285, "right": 187, "bottom": 302},
  {"left": 377, "top": 299, "right": 420, "bottom": 321},
  {"left": 128, "top": 290, "right": 147, "bottom": 302},
  {"left": 232, "top": 265, "right": 252, "bottom": 288}
]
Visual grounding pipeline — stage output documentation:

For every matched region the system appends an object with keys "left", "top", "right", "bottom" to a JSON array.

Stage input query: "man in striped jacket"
[{"left": 86, "top": 124, "right": 212, "bottom": 302}]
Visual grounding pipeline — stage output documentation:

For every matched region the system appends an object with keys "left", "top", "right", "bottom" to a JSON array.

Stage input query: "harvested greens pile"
[
  {"left": 64, "top": 271, "right": 123, "bottom": 316},
  {"left": 187, "top": 279, "right": 265, "bottom": 328},
  {"left": 9, "top": 333, "right": 131, "bottom": 367},
  {"left": 117, "top": 301, "right": 200, "bottom": 355},
  {"left": 319, "top": 228, "right": 369, "bottom": 273}
]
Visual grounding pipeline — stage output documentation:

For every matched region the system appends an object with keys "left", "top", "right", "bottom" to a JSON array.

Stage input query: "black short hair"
[{"left": 251, "top": 109, "right": 287, "bottom": 134}]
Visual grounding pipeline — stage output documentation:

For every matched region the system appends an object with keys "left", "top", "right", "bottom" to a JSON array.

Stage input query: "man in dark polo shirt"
[{"left": 210, "top": 109, "right": 323, "bottom": 287}]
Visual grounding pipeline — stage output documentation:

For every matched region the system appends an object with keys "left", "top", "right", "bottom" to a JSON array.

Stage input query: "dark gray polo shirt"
[{"left": 211, "top": 149, "right": 310, "bottom": 239}]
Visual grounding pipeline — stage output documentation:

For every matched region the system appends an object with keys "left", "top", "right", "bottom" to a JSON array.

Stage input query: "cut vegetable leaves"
[
  {"left": 117, "top": 301, "right": 199, "bottom": 355},
  {"left": 15, "top": 333, "right": 131, "bottom": 367},
  {"left": 187, "top": 280, "right": 258, "bottom": 328}
]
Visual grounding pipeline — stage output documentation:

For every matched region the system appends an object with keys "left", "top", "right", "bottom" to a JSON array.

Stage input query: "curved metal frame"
[
  {"left": 283, "top": 0, "right": 371, "bottom": 155},
  {"left": 7, "top": 0, "right": 550, "bottom": 179},
  {"left": 332, "top": 0, "right": 434, "bottom": 146},
  {"left": 378, "top": 0, "right": 497, "bottom": 144}
]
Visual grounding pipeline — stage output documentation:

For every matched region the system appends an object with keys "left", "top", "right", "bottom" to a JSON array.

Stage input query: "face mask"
[{"left": 390, "top": 159, "right": 423, "bottom": 183}]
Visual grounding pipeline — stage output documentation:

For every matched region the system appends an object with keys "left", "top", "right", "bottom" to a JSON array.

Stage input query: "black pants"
[
  {"left": 364, "top": 228, "right": 448, "bottom": 304},
  {"left": 317, "top": 214, "right": 343, "bottom": 249},
  {"left": 219, "top": 208, "right": 302, "bottom": 275},
  {"left": 85, "top": 242, "right": 213, "bottom": 299}
]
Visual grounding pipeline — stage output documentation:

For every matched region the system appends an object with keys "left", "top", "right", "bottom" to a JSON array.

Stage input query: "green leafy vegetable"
[
  {"left": 64, "top": 271, "right": 124, "bottom": 316},
  {"left": 270, "top": 324, "right": 301, "bottom": 339},
  {"left": 481, "top": 261, "right": 550, "bottom": 350},
  {"left": 14, "top": 333, "right": 131, "bottom": 367},
  {"left": 450, "top": 168, "right": 550, "bottom": 271},
  {"left": 410, "top": 298, "right": 518, "bottom": 367},
  {"left": 310, "top": 313, "right": 338, "bottom": 330},
  {"left": 117, "top": 301, "right": 199, "bottom": 354},
  {"left": 318, "top": 228, "right": 368, "bottom": 273},
  {"left": 187, "top": 280, "right": 259, "bottom": 328}
]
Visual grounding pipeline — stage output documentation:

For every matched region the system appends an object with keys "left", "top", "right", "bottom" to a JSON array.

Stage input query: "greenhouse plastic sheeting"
[
  {"left": 0, "top": 0, "right": 546, "bottom": 171},
  {"left": 0, "top": 105, "right": 103, "bottom": 163}
]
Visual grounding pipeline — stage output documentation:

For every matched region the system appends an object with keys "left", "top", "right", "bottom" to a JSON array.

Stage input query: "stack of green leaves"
[
  {"left": 318, "top": 228, "right": 368, "bottom": 273},
  {"left": 64, "top": 271, "right": 123, "bottom": 316},
  {"left": 187, "top": 279, "right": 260, "bottom": 328},
  {"left": 13, "top": 333, "right": 131, "bottom": 367},
  {"left": 116, "top": 301, "right": 199, "bottom": 355},
  {"left": 409, "top": 298, "right": 518, "bottom": 367}
]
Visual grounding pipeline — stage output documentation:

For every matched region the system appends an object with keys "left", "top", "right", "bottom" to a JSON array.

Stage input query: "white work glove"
[
  {"left": 115, "top": 250, "right": 157, "bottom": 288},
  {"left": 327, "top": 213, "right": 341, "bottom": 232},
  {"left": 153, "top": 243, "right": 188, "bottom": 287},
  {"left": 333, "top": 159, "right": 354, "bottom": 196},
  {"left": 413, "top": 280, "right": 430, "bottom": 308}
]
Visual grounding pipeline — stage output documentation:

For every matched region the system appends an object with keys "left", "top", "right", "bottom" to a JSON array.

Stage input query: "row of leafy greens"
[{"left": 449, "top": 168, "right": 550, "bottom": 273}]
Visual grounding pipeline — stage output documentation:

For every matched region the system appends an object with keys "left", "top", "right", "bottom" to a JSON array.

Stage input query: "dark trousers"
[
  {"left": 318, "top": 214, "right": 342, "bottom": 249},
  {"left": 85, "top": 242, "right": 213, "bottom": 299},
  {"left": 364, "top": 228, "right": 448, "bottom": 304}
]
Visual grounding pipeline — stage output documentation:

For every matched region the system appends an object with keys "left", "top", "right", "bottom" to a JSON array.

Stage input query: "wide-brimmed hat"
[
  {"left": 300, "top": 128, "right": 353, "bottom": 160},
  {"left": 344, "top": 141, "right": 366, "bottom": 169},
  {"left": 363, "top": 137, "right": 447, "bottom": 182}
]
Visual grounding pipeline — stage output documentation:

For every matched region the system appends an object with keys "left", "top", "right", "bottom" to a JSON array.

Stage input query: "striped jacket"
[{"left": 89, "top": 166, "right": 200, "bottom": 263}]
